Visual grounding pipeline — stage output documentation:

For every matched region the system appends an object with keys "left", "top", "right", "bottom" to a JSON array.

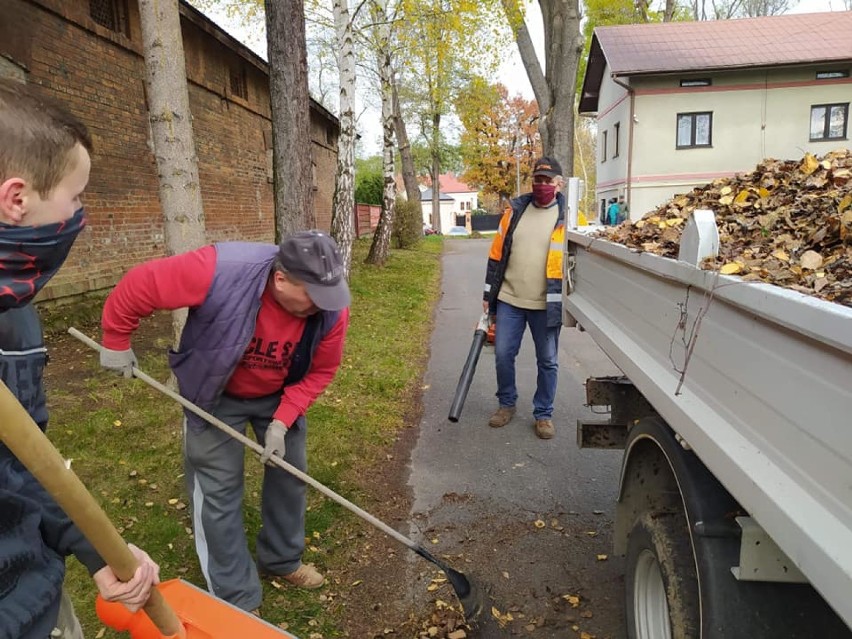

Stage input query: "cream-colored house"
[
  {"left": 420, "top": 174, "right": 479, "bottom": 231},
  {"left": 420, "top": 187, "right": 456, "bottom": 232},
  {"left": 579, "top": 12, "right": 852, "bottom": 221}
]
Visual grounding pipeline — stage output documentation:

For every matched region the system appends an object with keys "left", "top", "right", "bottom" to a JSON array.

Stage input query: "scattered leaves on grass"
[{"left": 598, "top": 149, "right": 852, "bottom": 306}]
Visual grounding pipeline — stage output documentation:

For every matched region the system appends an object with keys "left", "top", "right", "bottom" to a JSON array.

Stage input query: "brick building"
[{"left": 1, "top": 0, "right": 339, "bottom": 301}]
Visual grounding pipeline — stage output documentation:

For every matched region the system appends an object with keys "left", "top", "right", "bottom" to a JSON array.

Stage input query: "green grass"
[{"left": 48, "top": 236, "right": 443, "bottom": 638}]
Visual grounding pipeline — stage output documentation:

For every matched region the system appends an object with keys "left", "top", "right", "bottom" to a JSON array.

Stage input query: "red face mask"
[{"left": 532, "top": 183, "right": 557, "bottom": 206}]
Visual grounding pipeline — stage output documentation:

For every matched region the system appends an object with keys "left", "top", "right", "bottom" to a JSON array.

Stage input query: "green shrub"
[
  {"left": 355, "top": 173, "right": 383, "bottom": 205},
  {"left": 393, "top": 196, "right": 423, "bottom": 249}
]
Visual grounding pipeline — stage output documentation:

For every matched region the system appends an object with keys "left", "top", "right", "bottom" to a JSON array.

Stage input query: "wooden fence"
[{"left": 354, "top": 203, "right": 381, "bottom": 237}]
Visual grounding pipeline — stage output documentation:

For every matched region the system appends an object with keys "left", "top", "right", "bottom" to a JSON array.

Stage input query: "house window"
[
  {"left": 90, "top": 0, "right": 129, "bottom": 36},
  {"left": 613, "top": 122, "right": 620, "bottom": 158},
  {"left": 816, "top": 70, "right": 849, "bottom": 80},
  {"left": 230, "top": 65, "right": 248, "bottom": 100},
  {"left": 810, "top": 103, "right": 849, "bottom": 141},
  {"left": 601, "top": 130, "right": 608, "bottom": 162},
  {"left": 680, "top": 78, "right": 712, "bottom": 87},
  {"left": 676, "top": 112, "right": 712, "bottom": 148}
]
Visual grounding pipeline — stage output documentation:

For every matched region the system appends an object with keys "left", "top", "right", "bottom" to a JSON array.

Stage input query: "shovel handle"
[
  {"left": 0, "top": 381, "right": 184, "bottom": 638},
  {"left": 70, "top": 327, "right": 427, "bottom": 555}
]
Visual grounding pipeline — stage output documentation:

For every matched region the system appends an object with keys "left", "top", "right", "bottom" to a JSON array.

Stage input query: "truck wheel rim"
[{"left": 634, "top": 549, "right": 671, "bottom": 639}]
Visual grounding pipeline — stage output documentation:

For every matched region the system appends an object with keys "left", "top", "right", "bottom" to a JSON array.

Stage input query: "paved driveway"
[{"left": 408, "top": 239, "right": 626, "bottom": 638}]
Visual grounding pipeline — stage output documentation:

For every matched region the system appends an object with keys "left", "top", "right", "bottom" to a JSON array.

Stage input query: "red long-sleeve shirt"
[{"left": 101, "top": 245, "right": 349, "bottom": 427}]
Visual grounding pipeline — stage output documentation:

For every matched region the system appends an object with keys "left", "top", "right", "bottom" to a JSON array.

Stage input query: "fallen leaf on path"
[
  {"left": 490, "top": 606, "right": 514, "bottom": 627},
  {"left": 533, "top": 520, "right": 546, "bottom": 529}
]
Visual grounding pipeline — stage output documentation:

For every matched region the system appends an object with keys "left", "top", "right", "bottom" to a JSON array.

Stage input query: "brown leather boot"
[
  {"left": 488, "top": 406, "right": 516, "bottom": 428},
  {"left": 534, "top": 419, "right": 555, "bottom": 439}
]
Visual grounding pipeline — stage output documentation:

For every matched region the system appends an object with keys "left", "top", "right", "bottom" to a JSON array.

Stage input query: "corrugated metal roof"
[{"left": 596, "top": 11, "right": 852, "bottom": 76}]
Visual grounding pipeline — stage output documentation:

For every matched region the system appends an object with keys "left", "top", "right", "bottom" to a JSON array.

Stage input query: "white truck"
[{"left": 561, "top": 209, "right": 852, "bottom": 638}]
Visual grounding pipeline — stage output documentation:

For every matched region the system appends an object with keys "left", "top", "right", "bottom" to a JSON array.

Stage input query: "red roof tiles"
[{"left": 596, "top": 11, "right": 852, "bottom": 76}]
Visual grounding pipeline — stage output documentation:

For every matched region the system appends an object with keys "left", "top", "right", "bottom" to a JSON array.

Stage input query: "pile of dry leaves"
[{"left": 599, "top": 149, "right": 852, "bottom": 306}]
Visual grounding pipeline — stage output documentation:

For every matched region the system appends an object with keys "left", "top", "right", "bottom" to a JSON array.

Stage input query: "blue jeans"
[{"left": 494, "top": 300, "right": 560, "bottom": 419}]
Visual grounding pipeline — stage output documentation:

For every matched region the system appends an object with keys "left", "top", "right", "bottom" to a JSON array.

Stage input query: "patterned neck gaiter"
[{"left": 0, "top": 208, "right": 87, "bottom": 309}]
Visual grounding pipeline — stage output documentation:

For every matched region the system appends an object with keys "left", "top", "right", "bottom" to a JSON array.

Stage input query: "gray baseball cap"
[{"left": 277, "top": 230, "right": 351, "bottom": 311}]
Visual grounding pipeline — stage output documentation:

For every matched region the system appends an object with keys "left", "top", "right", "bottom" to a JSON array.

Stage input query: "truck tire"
[{"left": 626, "top": 511, "right": 699, "bottom": 639}]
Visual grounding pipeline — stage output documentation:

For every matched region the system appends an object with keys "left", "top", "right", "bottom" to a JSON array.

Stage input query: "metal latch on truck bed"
[{"left": 577, "top": 377, "right": 657, "bottom": 449}]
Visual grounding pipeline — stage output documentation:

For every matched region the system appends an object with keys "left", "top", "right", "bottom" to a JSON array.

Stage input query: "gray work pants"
[
  {"left": 51, "top": 588, "right": 84, "bottom": 639},
  {"left": 184, "top": 393, "right": 307, "bottom": 611}
]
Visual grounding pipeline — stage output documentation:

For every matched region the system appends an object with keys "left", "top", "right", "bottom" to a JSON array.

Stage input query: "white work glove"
[
  {"left": 99, "top": 346, "right": 138, "bottom": 378},
  {"left": 260, "top": 419, "right": 288, "bottom": 465}
]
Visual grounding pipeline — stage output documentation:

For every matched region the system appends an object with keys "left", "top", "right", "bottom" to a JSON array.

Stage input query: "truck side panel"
[{"left": 562, "top": 232, "right": 852, "bottom": 628}]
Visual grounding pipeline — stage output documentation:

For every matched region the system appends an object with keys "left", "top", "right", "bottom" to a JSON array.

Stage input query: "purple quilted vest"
[{"left": 169, "top": 242, "right": 338, "bottom": 431}]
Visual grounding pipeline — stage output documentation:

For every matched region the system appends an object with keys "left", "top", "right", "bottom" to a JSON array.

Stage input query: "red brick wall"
[
  {"left": 312, "top": 121, "right": 337, "bottom": 232},
  {"left": 1, "top": 0, "right": 339, "bottom": 302}
]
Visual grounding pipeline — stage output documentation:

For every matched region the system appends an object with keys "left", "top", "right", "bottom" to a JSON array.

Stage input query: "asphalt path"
[{"left": 408, "top": 238, "right": 627, "bottom": 638}]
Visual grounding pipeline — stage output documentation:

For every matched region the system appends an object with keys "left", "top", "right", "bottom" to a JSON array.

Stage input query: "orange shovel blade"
[{"left": 97, "top": 579, "right": 298, "bottom": 639}]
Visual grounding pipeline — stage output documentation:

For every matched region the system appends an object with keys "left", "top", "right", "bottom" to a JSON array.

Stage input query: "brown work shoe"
[
  {"left": 488, "top": 406, "right": 516, "bottom": 428},
  {"left": 280, "top": 563, "right": 324, "bottom": 589},
  {"left": 535, "top": 419, "right": 555, "bottom": 439}
]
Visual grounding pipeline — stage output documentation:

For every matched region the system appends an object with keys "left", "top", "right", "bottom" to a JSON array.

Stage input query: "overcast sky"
[{"left": 199, "top": 0, "right": 843, "bottom": 156}]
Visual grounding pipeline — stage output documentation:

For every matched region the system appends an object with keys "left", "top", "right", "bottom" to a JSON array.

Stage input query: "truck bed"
[{"left": 562, "top": 230, "right": 852, "bottom": 628}]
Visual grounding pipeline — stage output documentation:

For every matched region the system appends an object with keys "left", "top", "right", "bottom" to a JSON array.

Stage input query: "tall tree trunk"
[
  {"left": 330, "top": 0, "right": 356, "bottom": 277},
  {"left": 430, "top": 111, "right": 442, "bottom": 233},
  {"left": 138, "top": 0, "right": 206, "bottom": 347},
  {"left": 392, "top": 74, "right": 421, "bottom": 206},
  {"left": 266, "top": 0, "right": 313, "bottom": 237},
  {"left": 366, "top": 0, "right": 395, "bottom": 266},
  {"left": 540, "top": 0, "right": 582, "bottom": 179},
  {"left": 503, "top": 0, "right": 582, "bottom": 181}
]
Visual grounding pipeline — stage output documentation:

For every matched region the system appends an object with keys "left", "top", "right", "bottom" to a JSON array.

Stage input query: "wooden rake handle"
[{"left": 0, "top": 381, "right": 184, "bottom": 638}]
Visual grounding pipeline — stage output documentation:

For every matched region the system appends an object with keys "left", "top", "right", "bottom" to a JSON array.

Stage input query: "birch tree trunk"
[
  {"left": 266, "top": 0, "right": 314, "bottom": 237},
  {"left": 329, "top": 0, "right": 356, "bottom": 277},
  {"left": 392, "top": 75, "right": 421, "bottom": 205},
  {"left": 138, "top": 0, "right": 206, "bottom": 346},
  {"left": 366, "top": 0, "right": 395, "bottom": 266}
]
